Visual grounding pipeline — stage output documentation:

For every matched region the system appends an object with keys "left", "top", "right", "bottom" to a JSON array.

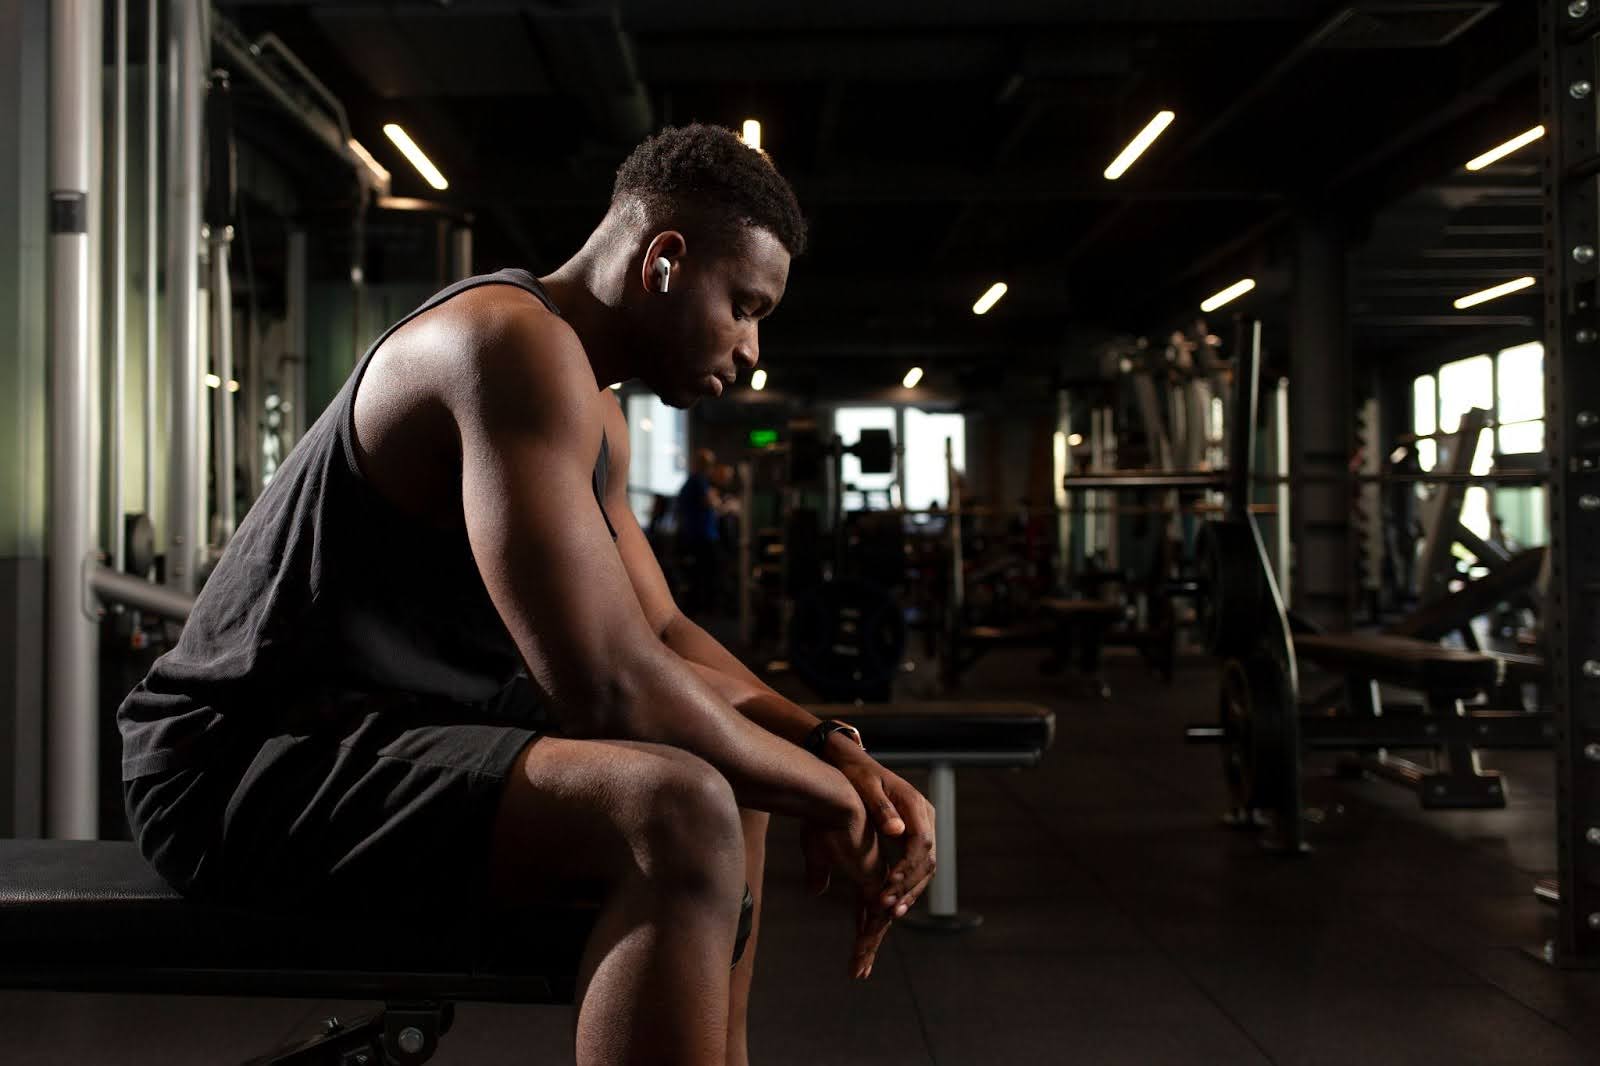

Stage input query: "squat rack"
[{"left": 1540, "top": 0, "right": 1600, "bottom": 969}]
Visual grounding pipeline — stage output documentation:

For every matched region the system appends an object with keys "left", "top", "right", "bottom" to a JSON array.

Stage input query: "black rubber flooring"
[{"left": 7, "top": 648, "right": 1599, "bottom": 1064}]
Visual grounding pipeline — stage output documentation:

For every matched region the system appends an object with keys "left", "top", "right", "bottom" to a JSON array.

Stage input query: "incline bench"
[
  {"left": 808, "top": 701, "right": 1055, "bottom": 930},
  {"left": 0, "top": 839, "right": 754, "bottom": 1064},
  {"left": 1295, "top": 633, "right": 1552, "bottom": 809}
]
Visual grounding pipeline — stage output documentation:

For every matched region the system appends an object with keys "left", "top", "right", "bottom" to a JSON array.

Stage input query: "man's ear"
[{"left": 640, "top": 231, "right": 689, "bottom": 293}]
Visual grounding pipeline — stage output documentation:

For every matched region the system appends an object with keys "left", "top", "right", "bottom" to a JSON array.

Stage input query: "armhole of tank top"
[
  {"left": 593, "top": 431, "right": 619, "bottom": 541},
  {"left": 337, "top": 270, "right": 563, "bottom": 483}
]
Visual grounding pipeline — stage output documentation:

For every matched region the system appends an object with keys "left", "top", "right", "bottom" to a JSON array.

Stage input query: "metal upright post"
[
  {"left": 143, "top": 0, "right": 158, "bottom": 526},
  {"left": 285, "top": 227, "right": 307, "bottom": 444},
  {"left": 165, "top": 0, "right": 204, "bottom": 593},
  {"left": 1540, "top": 0, "right": 1600, "bottom": 968},
  {"left": 738, "top": 459, "right": 753, "bottom": 648},
  {"left": 47, "top": 0, "right": 102, "bottom": 839},
  {"left": 111, "top": 0, "right": 127, "bottom": 572},
  {"left": 450, "top": 224, "right": 473, "bottom": 281},
  {"left": 205, "top": 71, "right": 236, "bottom": 541}
]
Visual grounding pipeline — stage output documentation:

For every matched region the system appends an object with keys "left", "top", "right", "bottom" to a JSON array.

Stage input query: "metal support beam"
[
  {"left": 165, "top": 0, "right": 205, "bottom": 594},
  {"left": 47, "top": 0, "right": 102, "bottom": 839}
]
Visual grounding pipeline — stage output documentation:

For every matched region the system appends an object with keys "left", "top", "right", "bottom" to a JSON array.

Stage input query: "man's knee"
[{"left": 637, "top": 756, "right": 744, "bottom": 897}]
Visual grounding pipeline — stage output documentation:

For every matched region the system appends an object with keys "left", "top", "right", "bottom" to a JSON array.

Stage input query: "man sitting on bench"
[{"left": 116, "top": 124, "right": 935, "bottom": 1066}]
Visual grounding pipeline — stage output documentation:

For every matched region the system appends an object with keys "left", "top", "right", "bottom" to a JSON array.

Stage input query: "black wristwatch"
[{"left": 803, "top": 718, "right": 864, "bottom": 758}]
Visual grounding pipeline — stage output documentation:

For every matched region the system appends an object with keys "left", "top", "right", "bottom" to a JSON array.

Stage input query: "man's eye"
[{"left": 733, "top": 304, "right": 749, "bottom": 320}]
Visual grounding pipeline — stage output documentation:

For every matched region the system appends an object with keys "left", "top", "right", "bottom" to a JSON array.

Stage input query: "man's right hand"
[{"left": 800, "top": 805, "right": 895, "bottom": 979}]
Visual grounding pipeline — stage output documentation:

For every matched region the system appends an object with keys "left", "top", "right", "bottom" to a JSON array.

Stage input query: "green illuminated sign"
[{"left": 748, "top": 428, "right": 779, "bottom": 448}]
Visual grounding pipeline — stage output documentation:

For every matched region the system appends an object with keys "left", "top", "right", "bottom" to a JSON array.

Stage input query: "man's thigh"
[{"left": 486, "top": 735, "right": 739, "bottom": 907}]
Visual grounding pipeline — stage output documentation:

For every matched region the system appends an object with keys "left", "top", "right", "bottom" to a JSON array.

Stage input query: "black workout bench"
[
  {"left": 1295, "top": 633, "right": 1553, "bottom": 809},
  {"left": 808, "top": 700, "right": 1054, "bottom": 930},
  {"left": 0, "top": 838, "right": 595, "bottom": 1065}
]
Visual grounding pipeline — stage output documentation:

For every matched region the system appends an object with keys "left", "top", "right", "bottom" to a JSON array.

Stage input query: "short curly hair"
[{"left": 613, "top": 123, "right": 807, "bottom": 256}]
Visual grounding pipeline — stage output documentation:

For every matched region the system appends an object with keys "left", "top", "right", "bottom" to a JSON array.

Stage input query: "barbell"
[{"left": 1063, "top": 469, "right": 1546, "bottom": 492}]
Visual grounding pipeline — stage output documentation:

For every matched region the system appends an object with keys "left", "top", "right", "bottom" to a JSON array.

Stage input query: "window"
[
  {"left": 1437, "top": 354, "right": 1492, "bottom": 434},
  {"left": 834, "top": 407, "right": 898, "bottom": 511},
  {"left": 1412, "top": 373, "right": 1437, "bottom": 470},
  {"left": 626, "top": 392, "right": 688, "bottom": 525},
  {"left": 1411, "top": 341, "right": 1547, "bottom": 549},
  {"left": 1495, "top": 341, "right": 1544, "bottom": 455},
  {"left": 903, "top": 408, "right": 966, "bottom": 511}
]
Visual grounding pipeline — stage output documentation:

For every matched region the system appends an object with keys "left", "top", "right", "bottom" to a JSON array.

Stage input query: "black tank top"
[{"left": 118, "top": 269, "right": 614, "bottom": 780}]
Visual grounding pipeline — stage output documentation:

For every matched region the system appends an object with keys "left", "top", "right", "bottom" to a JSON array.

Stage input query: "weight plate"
[
  {"left": 1218, "top": 653, "right": 1291, "bottom": 817},
  {"left": 1195, "top": 519, "right": 1267, "bottom": 657}
]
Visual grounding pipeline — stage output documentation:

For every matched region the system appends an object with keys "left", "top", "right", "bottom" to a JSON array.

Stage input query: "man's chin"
[{"left": 650, "top": 382, "right": 704, "bottom": 410}]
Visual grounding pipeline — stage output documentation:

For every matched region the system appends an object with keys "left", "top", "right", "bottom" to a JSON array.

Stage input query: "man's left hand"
[{"left": 826, "top": 740, "right": 937, "bottom": 919}]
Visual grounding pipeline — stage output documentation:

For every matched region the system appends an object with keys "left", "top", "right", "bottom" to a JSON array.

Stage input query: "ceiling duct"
[
  {"left": 1309, "top": 3, "right": 1498, "bottom": 49},
  {"left": 528, "top": 8, "right": 653, "bottom": 145}
]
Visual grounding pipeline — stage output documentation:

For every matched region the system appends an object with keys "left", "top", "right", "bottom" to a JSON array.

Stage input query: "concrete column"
[{"left": 1290, "top": 212, "right": 1354, "bottom": 632}]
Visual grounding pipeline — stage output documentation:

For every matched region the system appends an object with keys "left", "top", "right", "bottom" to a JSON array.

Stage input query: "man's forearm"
[
  {"left": 590, "top": 644, "right": 857, "bottom": 827},
  {"left": 661, "top": 613, "right": 868, "bottom": 764}
]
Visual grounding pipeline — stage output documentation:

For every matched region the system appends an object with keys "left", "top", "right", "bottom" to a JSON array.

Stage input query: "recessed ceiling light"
[
  {"left": 1464, "top": 126, "right": 1544, "bottom": 172},
  {"left": 1104, "top": 111, "right": 1175, "bottom": 181},
  {"left": 1200, "top": 278, "right": 1256, "bottom": 313},
  {"left": 383, "top": 123, "right": 448, "bottom": 191},
  {"left": 1452, "top": 276, "right": 1535, "bottom": 309},
  {"left": 973, "top": 282, "right": 1008, "bottom": 315}
]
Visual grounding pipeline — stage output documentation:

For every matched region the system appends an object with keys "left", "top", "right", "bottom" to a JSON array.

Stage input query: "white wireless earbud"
[{"left": 654, "top": 256, "right": 671, "bottom": 293}]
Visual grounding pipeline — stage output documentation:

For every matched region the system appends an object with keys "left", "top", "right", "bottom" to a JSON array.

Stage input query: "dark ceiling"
[{"left": 213, "top": 0, "right": 1540, "bottom": 393}]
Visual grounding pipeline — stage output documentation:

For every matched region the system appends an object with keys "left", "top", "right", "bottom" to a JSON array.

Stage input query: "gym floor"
[{"left": 6, "top": 648, "right": 1596, "bottom": 1066}]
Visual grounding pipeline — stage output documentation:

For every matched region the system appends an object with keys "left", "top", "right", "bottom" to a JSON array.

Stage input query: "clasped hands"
[{"left": 800, "top": 745, "right": 936, "bottom": 979}]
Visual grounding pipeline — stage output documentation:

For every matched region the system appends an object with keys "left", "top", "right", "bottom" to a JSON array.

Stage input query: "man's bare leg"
[
  {"left": 726, "top": 809, "right": 769, "bottom": 1066},
  {"left": 488, "top": 736, "right": 747, "bottom": 1066}
]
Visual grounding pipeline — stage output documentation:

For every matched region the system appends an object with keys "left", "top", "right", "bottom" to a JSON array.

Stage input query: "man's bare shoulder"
[{"left": 440, "top": 286, "right": 598, "bottom": 437}]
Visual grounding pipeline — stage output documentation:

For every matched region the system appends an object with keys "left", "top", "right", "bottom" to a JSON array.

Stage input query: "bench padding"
[
  {"left": 0, "top": 839, "right": 594, "bottom": 1002},
  {"left": 1295, "top": 633, "right": 1500, "bottom": 695},
  {"left": 1038, "top": 598, "right": 1123, "bottom": 618},
  {"left": 806, "top": 701, "right": 1054, "bottom": 767}
]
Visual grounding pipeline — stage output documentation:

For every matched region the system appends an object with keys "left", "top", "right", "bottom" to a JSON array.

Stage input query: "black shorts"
[{"left": 123, "top": 701, "right": 540, "bottom": 914}]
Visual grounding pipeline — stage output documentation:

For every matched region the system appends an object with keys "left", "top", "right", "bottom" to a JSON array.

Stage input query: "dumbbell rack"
[{"left": 1540, "top": 0, "right": 1600, "bottom": 969}]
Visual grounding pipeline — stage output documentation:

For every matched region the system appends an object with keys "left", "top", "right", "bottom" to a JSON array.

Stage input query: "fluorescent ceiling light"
[
  {"left": 1452, "top": 276, "right": 1535, "bottom": 309},
  {"left": 383, "top": 123, "right": 448, "bottom": 191},
  {"left": 1200, "top": 277, "right": 1256, "bottom": 313},
  {"left": 203, "top": 373, "right": 221, "bottom": 389},
  {"left": 609, "top": 382, "right": 622, "bottom": 390},
  {"left": 902, "top": 366, "right": 924, "bottom": 389},
  {"left": 346, "top": 137, "right": 391, "bottom": 189},
  {"left": 741, "top": 119, "right": 763, "bottom": 152},
  {"left": 972, "top": 282, "right": 1008, "bottom": 315},
  {"left": 1104, "top": 110, "right": 1175, "bottom": 180},
  {"left": 226, "top": 379, "right": 240, "bottom": 393},
  {"left": 751, "top": 368, "right": 768, "bottom": 391},
  {"left": 1465, "top": 125, "right": 1544, "bottom": 172},
  {"left": 1067, "top": 433, "right": 1084, "bottom": 447}
]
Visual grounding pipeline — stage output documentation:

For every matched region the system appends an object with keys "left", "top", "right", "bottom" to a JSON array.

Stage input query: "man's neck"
[{"left": 538, "top": 256, "right": 633, "bottom": 390}]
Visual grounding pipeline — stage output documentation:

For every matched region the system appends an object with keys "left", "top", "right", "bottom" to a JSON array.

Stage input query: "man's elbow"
[{"left": 550, "top": 664, "right": 661, "bottom": 743}]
